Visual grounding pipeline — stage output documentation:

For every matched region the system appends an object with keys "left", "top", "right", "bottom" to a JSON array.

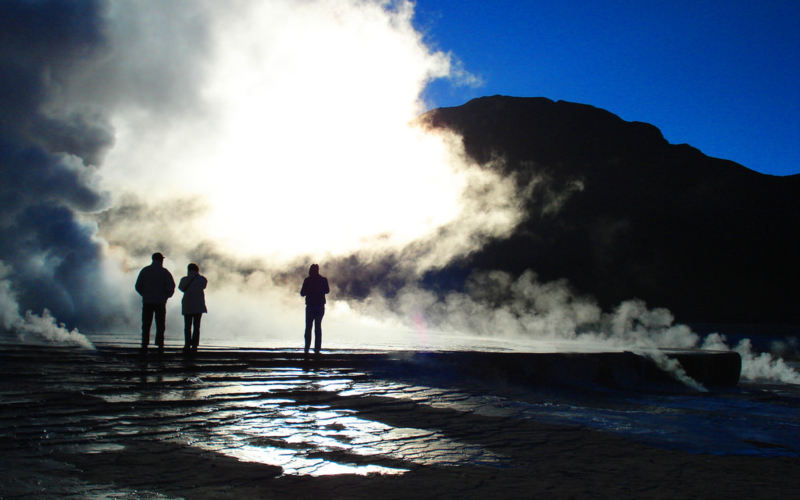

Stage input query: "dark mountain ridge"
[{"left": 420, "top": 96, "right": 800, "bottom": 325}]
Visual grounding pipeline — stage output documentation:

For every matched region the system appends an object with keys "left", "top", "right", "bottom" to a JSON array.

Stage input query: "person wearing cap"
[
  {"left": 135, "top": 252, "right": 176, "bottom": 354},
  {"left": 300, "top": 263, "right": 329, "bottom": 356}
]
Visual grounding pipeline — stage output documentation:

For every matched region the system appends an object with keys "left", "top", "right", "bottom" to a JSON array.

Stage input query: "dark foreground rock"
[
  {"left": 1, "top": 343, "right": 797, "bottom": 500},
  {"left": 417, "top": 96, "right": 800, "bottom": 325},
  {"left": 381, "top": 349, "right": 742, "bottom": 389}
]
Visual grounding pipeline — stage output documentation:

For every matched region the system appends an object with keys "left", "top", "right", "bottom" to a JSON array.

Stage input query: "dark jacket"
[
  {"left": 179, "top": 271, "right": 208, "bottom": 315},
  {"left": 135, "top": 262, "right": 176, "bottom": 304},
  {"left": 301, "top": 275, "right": 329, "bottom": 306}
]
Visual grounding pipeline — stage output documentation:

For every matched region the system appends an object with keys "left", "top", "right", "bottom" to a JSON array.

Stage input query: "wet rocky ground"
[{"left": 1, "top": 342, "right": 798, "bottom": 499}]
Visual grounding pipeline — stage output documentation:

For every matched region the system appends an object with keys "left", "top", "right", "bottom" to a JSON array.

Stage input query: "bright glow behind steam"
[{"left": 100, "top": 0, "right": 482, "bottom": 261}]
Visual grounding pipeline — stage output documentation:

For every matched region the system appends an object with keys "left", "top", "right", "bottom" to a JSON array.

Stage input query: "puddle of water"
[
  {"left": 82, "top": 488, "right": 184, "bottom": 500},
  {"left": 199, "top": 442, "right": 410, "bottom": 477},
  {"left": 182, "top": 395, "right": 511, "bottom": 477},
  {"left": 74, "top": 443, "right": 127, "bottom": 454}
]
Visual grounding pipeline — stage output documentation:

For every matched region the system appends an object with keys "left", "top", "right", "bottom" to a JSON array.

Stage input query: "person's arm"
[
  {"left": 300, "top": 278, "right": 308, "bottom": 297},
  {"left": 166, "top": 272, "right": 176, "bottom": 298},
  {"left": 135, "top": 270, "right": 143, "bottom": 296},
  {"left": 178, "top": 277, "right": 187, "bottom": 292},
  {"left": 323, "top": 278, "right": 330, "bottom": 295}
]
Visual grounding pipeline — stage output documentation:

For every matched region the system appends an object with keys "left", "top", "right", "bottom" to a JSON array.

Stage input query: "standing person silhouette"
[
  {"left": 135, "top": 253, "right": 175, "bottom": 354},
  {"left": 300, "top": 264, "right": 329, "bottom": 356},
  {"left": 178, "top": 263, "right": 208, "bottom": 353}
]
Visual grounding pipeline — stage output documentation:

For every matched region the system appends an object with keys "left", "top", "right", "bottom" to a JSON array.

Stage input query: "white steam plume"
[
  {"left": 2, "top": 0, "right": 515, "bottom": 339},
  {"left": 356, "top": 270, "right": 799, "bottom": 388},
  {"left": 68, "top": 0, "right": 525, "bottom": 342},
  {"left": 703, "top": 333, "right": 800, "bottom": 385},
  {"left": 65, "top": 0, "right": 505, "bottom": 264},
  {"left": 0, "top": 261, "right": 94, "bottom": 349}
]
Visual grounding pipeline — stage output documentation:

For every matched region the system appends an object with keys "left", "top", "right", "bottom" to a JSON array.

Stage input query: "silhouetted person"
[
  {"left": 135, "top": 253, "right": 175, "bottom": 354},
  {"left": 179, "top": 263, "right": 208, "bottom": 353},
  {"left": 300, "top": 263, "right": 329, "bottom": 356}
]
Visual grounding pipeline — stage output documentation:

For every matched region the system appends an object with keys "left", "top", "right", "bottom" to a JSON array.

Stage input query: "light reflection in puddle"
[
  {"left": 187, "top": 399, "right": 509, "bottom": 476},
  {"left": 83, "top": 487, "right": 184, "bottom": 500},
  {"left": 315, "top": 383, "right": 353, "bottom": 393},
  {"left": 220, "top": 444, "right": 409, "bottom": 476},
  {"left": 31, "top": 357, "right": 513, "bottom": 478},
  {"left": 73, "top": 443, "right": 127, "bottom": 454},
  {"left": 313, "top": 379, "right": 354, "bottom": 392}
]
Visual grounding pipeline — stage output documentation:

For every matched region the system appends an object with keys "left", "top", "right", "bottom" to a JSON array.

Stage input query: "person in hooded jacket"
[
  {"left": 179, "top": 263, "right": 208, "bottom": 353},
  {"left": 300, "top": 263, "right": 329, "bottom": 356},
  {"left": 135, "top": 252, "right": 176, "bottom": 354}
]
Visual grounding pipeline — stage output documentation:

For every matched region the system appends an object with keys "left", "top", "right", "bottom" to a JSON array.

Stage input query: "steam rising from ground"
[
  {"left": 0, "top": 1, "right": 797, "bottom": 387},
  {"left": 1, "top": 262, "right": 93, "bottom": 349},
  {"left": 352, "top": 270, "right": 800, "bottom": 387}
]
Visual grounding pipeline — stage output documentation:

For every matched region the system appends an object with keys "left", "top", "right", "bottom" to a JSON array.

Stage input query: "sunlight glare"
[
  {"left": 103, "top": 0, "right": 469, "bottom": 263},
  {"left": 197, "top": 1, "right": 458, "bottom": 260}
]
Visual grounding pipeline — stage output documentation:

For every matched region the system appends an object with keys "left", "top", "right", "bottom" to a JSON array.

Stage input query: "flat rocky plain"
[{"left": 1, "top": 343, "right": 797, "bottom": 499}]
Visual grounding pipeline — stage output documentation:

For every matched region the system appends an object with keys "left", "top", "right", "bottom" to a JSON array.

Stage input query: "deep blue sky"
[{"left": 415, "top": 0, "right": 799, "bottom": 176}]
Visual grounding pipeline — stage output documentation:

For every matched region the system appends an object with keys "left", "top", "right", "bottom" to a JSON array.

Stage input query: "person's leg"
[
  {"left": 141, "top": 303, "right": 154, "bottom": 349},
  {"left": 304, "top": 307, "right": 314, "bottom": 354},
  {"left": 154, "top": 303, "right": 167, "bottom": 351},
  {"left": 191, "top": 314, "right": 202, "bottom": 350},
  {"left": 183, "top": 315, "right": 192, "bottom": 350},
  {"left": 314, "top": 306, "right": 324, "bottom": 354}
]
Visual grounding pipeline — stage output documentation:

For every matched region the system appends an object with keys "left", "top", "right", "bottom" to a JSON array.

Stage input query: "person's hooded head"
[{"left": 309, "top": 264, "right": 320, "bottom": 277}]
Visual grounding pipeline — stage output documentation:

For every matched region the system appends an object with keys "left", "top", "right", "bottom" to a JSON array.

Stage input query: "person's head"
[
  {"left": 188, "top": 263, "right": 199, "bottom": 273},
  {"left": 308, "top": 264, "right": 320, "bottom": 277},
  {"left": 152, "top": 252, "right": 165, "bottom": 263}
]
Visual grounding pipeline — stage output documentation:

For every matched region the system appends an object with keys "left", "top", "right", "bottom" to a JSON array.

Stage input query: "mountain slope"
[{"left": 420, "top": 96, "right": 800, "bottom": 324}]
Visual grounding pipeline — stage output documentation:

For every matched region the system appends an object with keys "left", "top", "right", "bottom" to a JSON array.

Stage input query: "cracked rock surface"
[{"left": 1, "top": 343, "right": 798, "bottom": 499}]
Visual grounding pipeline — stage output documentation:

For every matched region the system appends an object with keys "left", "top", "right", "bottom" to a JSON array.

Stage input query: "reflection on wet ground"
[
  {"left": 1, "top": 341, "right": 799, "bottom": 499},
  {"left": 0, "top": 344, "right": 507, "bottom": 491}
]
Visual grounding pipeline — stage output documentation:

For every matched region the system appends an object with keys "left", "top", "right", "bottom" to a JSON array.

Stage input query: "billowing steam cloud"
[
  {"left": 0, "top": 0, "right": 514, "bottom": 339},
  {"left": 0, "top": 0, "right": 797, "bottom": 388},
  {"left": 1, "top": 261, "right": 93, "bottom": 349},
  {"left": 0, "top": 0, "right": 124, "bottom": 336},
  {"left": 343, "top": 269, "right": 800, "bottom": 388}
]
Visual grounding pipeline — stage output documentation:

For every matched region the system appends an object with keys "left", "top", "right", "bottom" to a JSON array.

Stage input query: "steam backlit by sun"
[
  {"left": 97, "top": 0, "right": 498, "bottom": 263},
  {"left": 2, "top": 0, "right": 798, "bottom": 387}
]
